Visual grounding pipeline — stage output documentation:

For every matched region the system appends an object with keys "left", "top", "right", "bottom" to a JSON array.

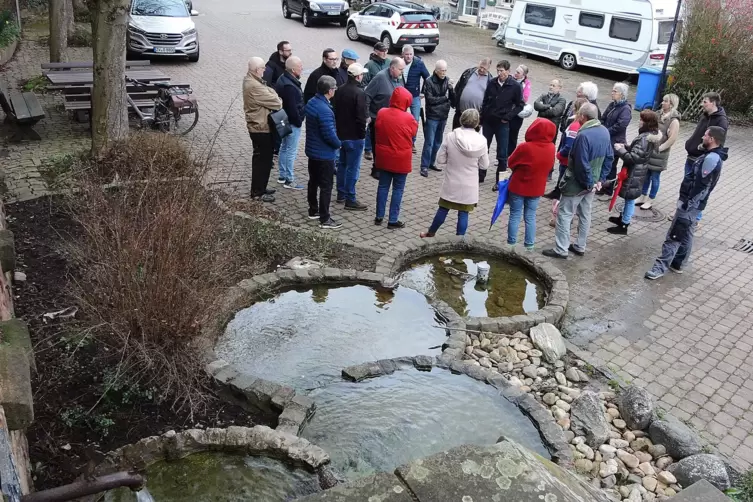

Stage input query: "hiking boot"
[
  {"left": 320, "top": 218, "right": 342, "bottom": 230},
  {"left": 364, "top": 151, "right": 373, "bottom": 160},
  {"left": 344, "top": 200, "right": 367, "bottom": 211},
  {"left": 542, "top": 248, "right": 567, "bottom": 259},
  {"left": 283, "top": 181, "right": 304, "bottom": 190},
  {"left": 387, "top": 220, "right": 405, "bottom": 229}
]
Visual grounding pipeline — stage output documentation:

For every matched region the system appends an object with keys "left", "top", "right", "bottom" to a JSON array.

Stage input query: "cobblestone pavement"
[{"left": 2, "top": 0, "right": 753, "bottom": 471}]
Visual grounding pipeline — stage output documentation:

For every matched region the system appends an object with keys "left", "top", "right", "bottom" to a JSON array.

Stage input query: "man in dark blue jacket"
[
  {"left": 645, "top": 126, "right": 727, "bottom": 280},
  {"left": 263, "top": 40, "right": 292, "bottom": 88},
  {"left": 305, "top": 75, "right": 342, "bottom": 229},
  {"left": 401, "top": 45, "right": 429, "bottom": 149},
  {"left": 274, "top": 56, "right": 305, "bottom": 190}
]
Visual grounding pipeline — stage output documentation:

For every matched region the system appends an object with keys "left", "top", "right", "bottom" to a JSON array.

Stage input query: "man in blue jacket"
[
  {"left": 305, "top": 75, "right": 342, "bottom": 229},
  {"left": 401, "top": 45, "right": 429, "bottom": 150},
  {"left": 274, "top": 56, "right": 305, "bottom": 190}
]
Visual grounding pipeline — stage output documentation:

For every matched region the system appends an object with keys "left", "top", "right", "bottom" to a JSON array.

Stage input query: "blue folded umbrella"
[{"left": 489, "top": 178, "right": 510, "bottom": 230}]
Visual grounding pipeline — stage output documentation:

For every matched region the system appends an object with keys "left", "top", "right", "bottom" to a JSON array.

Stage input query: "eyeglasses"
[{"left": 326, "top": 57, "right": 339, "bottom": 62}]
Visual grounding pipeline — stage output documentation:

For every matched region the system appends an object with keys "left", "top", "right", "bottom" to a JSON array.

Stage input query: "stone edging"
[
  {"left": 374, "top": 235, "right": 569, "bottom": 332},
  {"left": 339, "top": 353, "right": 572, "bottom": 466},
  {"left": 91, "top": 425, "right": 336, "bottom": 489}
]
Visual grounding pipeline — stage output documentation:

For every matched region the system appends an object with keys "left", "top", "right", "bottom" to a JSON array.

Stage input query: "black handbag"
[{"left": 268, "top": 109, "right": 292, "bottom": 140}]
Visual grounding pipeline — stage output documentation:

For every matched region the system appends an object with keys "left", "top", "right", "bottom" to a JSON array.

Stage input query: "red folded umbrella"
[{"left": 609, "top": 169, "right": 629, "bottom": 212}]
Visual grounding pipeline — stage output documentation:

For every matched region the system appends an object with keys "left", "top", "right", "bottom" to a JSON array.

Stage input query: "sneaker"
[
  {"left": 669, "top": 264, "right": 684, "bottom": 274},
  {"left": 277, "top": 177, "right": 286, "bottom": 184},
  {"left": 420, "top": 169, "right": 428, "bottom": 178},
  {"left": 644, "top": 270, "right": 664, "bottom": 280},
  {"left": 636, "top": 195, "right": 647, "bottom": 205},
  {"left": 320, "top": 218, "right": 342, "bottom": 229},
  {"left": 265, "top": 188, "right": 277, "bottom": 195},
  {"left": 428, "top": 165, "right": 442, "bottom": 172},
  {"left": 524, "top": 245, "right": 535, "bottom": 252},
  {"left": 542, "top": 248, "right": 567, "bottom": 259},
  {"left": 308, "top": 211, "right": 320, "bottom": 220},
  {"left": 606, "top": 223, "right": 629, "bottom": 235},
  {"left": 344, "top": 200, "right": 367, "bottom": 211},
  {"left": 387, "top": 220, "right": 405, "bottom": 229},
  {"left": 364, "top": 151, "right": 373, "bottom": 160},
  {"left": 640, "top": 200, "right": 653, "bottom": 210},
  {"left": 374, "top": 217, "right": 383, "bottom": 225},
  {"left": 260, "top": 194, "right": 275, "bottom": 203},
  {"left": 568, "top": 244, "right": 584, "bottom": 257},
  {"left": 283, "top": 181, "right": 304, "bottom": 190}
]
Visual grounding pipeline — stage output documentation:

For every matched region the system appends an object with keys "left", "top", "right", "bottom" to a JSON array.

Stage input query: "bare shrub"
[{"left": 66, "top": 132, "right": 230, "bottom": 411}]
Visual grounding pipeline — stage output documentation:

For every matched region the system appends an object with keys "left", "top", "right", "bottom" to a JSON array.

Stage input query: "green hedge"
[{"left": 0, "top": 10, "right": 20, "bottom": 49}]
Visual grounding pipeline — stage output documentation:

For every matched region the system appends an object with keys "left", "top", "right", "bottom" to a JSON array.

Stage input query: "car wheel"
[
  {"left": 381, "top": 33, "right": 394, "bottom": 53},
  {"left": 346, "top": 23, "right": 359, "bottom": 41},
  {"left": 188, "top": 45, "right": 199, "bottom": 62},
  {"left": 424, "top": 46, "right": 436, "bottom": 53},
  {"left": 559, "top": 52, "right": 577, "bottom": 71},
  {"left": 302, "top": 9, "right": 312, "bottom": 27},
  {"left": 282, "top": 1, "right": 291, "bottom": 18}
]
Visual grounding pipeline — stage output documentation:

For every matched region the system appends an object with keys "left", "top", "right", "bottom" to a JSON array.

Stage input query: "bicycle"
[{"left": 126, "top": 77, "right": 200, "bottom": 136}]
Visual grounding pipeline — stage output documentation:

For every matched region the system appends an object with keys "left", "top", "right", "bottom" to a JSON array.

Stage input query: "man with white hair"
[
  {"left": 560, "top": 81, "right": 600, "bottom": 139},
  {"left": 401, "top": 45, "right": 429, "bottom": 150},
  {"left": 274, "top": 56, "right": 305, "bottom": 190},
  {"left": 420, "top": 59, "right": 455, "bottom": 177},
  {"left": 243, "top": 56, "right": 283, "bottom": 202}
]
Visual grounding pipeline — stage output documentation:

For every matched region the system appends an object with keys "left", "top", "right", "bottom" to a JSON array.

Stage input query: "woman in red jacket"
[
  {"left": 374, "top": 87, "right": 418, "bottom": 228},
  {"left": 506, "top": 118, "right": 556, "bottom": 249}
]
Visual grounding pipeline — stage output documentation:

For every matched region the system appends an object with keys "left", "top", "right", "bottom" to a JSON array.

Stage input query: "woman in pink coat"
[{"left": 420, "top": 109, "right": 490, "bottom": 237}]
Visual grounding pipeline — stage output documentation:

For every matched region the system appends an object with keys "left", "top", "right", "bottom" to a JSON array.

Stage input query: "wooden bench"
[
  {"left": 0, "top": 87, "right": 45, "bottom": 141},
  {"left": 41, "top": 60, "right": 152, "bottom": 73},
  {"left": 60, "top": 83, "right": 192, "bottom": 122}
]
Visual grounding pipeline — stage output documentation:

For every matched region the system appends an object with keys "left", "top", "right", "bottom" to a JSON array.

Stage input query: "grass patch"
[
  {"left": 728, "top": 470, "right": 753, "bottom": 501},
  {"left": 21, "top": 74, "right": 48, "bottom": 93},
  {"left": 39, "top": 151, "right": 89, "bottom": 189}
]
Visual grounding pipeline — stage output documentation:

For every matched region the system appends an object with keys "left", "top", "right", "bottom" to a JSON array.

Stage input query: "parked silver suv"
[{"left": 127, "top": 0, "right": 200, "bottom": 62}]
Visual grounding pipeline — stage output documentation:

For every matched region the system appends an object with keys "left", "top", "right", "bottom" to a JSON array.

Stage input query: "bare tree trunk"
[
  {"left": 49, "top": 0, "right": 68, "bottom": 62},
  {"left": 65, "top": 0, "right": 76, "bottom": 39},
  {"left": 90, "top": 0, "right": 130, "bottom": 157}
]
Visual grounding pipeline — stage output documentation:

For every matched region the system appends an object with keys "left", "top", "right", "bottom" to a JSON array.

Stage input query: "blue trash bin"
[{"left": 635, "top": 67, "right": 663, "bottom": 111}]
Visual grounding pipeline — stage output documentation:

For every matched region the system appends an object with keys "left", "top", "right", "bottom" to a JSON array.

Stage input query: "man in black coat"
[
  {"left": 480, "top": 59, "right": 524, "bottom": 180},
  {"left": 274, "top": 56, "right": 305, "bottom": 189},
  {"left": 332, "top": 63, "right": 369, "bottom": 210},
  {"left": 263, "top": 40, "right": 292, "bottom": 88},
  {"left": 420, "top": 59, "right": 455, "bottom": 177},
  {"left": 451, "top": 58, "right": 493, "bottom": 130},
  {"left": 303, "top": 48, "right": 347, "bottom": 104}
]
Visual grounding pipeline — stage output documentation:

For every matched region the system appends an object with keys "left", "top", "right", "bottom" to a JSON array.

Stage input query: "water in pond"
[
  {"left": 300, "top": 368, "right": 548, "bottom": 481},
  {"left": 216, "top": 285, "right": 445, "bottom": 389},
  {"left": 399, "top": 254, "right": 545, "bottom": 318},
  {"left": 105, "top": 454, "right": 319, "bottom": 502}
]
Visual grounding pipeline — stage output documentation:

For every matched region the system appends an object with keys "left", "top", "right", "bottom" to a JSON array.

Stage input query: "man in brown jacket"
[{"left": 243, "top": 56, "right": 282, "bottom": 202}]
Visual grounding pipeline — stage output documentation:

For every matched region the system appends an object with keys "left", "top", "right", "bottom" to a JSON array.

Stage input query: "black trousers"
[
  {"left": 308, "top": 158, "right": 334, "bottom": 224},
  {"left": 508, "top": 116, "right": 524, "bottom": 152},
  {"left": 250, "top": 132, "right": 274, "bottom": 197}
]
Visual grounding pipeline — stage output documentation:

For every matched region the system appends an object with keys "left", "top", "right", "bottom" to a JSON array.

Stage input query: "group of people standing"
[{"left": 242, "top": 42, "right": 729, "bottom": 280}]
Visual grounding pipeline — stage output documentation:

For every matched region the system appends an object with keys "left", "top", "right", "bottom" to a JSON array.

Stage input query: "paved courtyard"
[{"left": 2, "top": 0, "right": 753, "bottom": 471}]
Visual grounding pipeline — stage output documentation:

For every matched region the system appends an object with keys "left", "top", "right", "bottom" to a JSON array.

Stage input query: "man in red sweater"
[{"left": 505, "top": 118, "right": 556, "bottom": 249}]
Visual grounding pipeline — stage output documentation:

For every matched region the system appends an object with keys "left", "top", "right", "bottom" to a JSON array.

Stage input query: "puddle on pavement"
[
  {"left": 216, "top": 284, "right": 446, "bottom": 389},
  {"left": 300, "top": 368, "right": 549, "bottom": 481},
  {"left": 105, "top": 453, "right": 320, "bottom": 502},
  {"left": 399, "top": 254, "right": 545, "bottom": 318}
]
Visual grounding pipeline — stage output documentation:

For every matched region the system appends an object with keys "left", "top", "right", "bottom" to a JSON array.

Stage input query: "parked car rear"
[{"left": 346, "top": 1, "right": 439, "bottom": 53}]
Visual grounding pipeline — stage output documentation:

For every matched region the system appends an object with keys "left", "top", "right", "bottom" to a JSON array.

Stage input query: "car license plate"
[
  {"left": 154, "top": 47, "right": 175, "bottom": 53},
  {"left": 415, "top": 38, "right": 429, "bottom": 43},
  {"left": 328, "top": 10, "right": 339, "bottom": 15}
]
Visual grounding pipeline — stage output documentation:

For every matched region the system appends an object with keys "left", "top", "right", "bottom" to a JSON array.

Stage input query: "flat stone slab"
[
  {"left": 664, "top": 479, "right": 730, "bottom": 502},
  {"left": 394, "top": 440, "right": 606, "bottom": 502},
  {"left": 296, "top": 472, "right": 413, "bottom": 502}
]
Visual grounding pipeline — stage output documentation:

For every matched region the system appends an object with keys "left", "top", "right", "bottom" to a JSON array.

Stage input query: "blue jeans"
[
  {"left": 336, "top": 139, "right": 365, "bottom": 203},
  {"left": 376, "top": 171, "right": 407, "bottom": 223},
  {"left": 364, "top": 130, "right": 372, "bottom": 153},
  {"left": 410, "top": 96, "right": 421, "bottom": 143},
  {"left": 622, "top": 198, "right": 636, "bottom": 224},
  {"left": 482, "top": 120, "right": 510, "bottom": 171},
  {"left": 507, "top": 193, "right": 540, "bottom": 247},
  {"left": 278, "top": 125, "right": 302, "bottom": 182},
  {"left": 420, "top": 119, "right": 446, "bottom": 169},
  {"left": 684, "top": 157, "right": 703, "bottom": 221},
  {"left": 642, "top": 171, "right": 661, "bottom": 199},
  {"left": 428, "top": 206, "right": 469, "bottom": 235}
]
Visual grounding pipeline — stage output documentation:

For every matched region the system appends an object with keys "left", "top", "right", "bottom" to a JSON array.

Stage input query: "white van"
[{"left": 501, "top": 0, "right": 682, "bottom": 74}]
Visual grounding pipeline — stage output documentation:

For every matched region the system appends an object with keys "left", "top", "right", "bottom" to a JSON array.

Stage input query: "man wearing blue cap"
[{"left": 338, "top": 49, "right": 360, "bottom": 84}]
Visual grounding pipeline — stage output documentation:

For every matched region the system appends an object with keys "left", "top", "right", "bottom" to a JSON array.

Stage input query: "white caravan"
[{"left": 501, "top": 0, "right": 682, "bottom": 74}]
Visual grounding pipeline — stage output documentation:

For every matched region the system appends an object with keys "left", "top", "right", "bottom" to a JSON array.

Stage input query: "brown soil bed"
[{"left": 8, "top": 196, "right": 380, "bottom": 490}]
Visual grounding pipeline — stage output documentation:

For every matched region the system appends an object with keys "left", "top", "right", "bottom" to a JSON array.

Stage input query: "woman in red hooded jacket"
[
  {"left": 374, "top": 87, "right": 418, "bottom": 228},
  {"left": 505, "top": 118, "right": 556, "bottom": 249}
]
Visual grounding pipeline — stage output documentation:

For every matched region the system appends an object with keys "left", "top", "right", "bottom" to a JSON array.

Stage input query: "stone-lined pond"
[
  {"left": 215, "top": 284, "right": 446, "bottom": 389},
  {"left": 300, "top": 368, "right": 548, "bottom": 481},
  {"left": 399, "top": 254, "right": 545, "bottom": 318}
]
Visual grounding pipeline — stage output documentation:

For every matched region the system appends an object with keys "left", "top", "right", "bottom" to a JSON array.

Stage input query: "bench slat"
[
  {"left": 64, "top": 99, "right": 154, "bottom": 111},
  {"left": 8, "top": 91, "right": 31, "bottom": 121},
  {"left": 22, "top": 93, "right": 45, "bottom": 119},
  {"left": 42, "top": 61, "right": 151, "bottom": 71}
]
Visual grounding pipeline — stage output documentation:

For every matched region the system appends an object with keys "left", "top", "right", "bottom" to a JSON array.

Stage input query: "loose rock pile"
[{"left": 460, "top": 323, "right": 732, "bottom": 501}]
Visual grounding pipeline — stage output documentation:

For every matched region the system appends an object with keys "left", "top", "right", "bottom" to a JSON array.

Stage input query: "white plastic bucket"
[{"left": 476, "top": 262, "right": 491, "bottom": 283}]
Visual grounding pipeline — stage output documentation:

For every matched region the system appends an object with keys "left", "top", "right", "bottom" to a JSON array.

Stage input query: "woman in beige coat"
[{"left": 420, "top": 109, "right": 489, "bottom": 237}]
